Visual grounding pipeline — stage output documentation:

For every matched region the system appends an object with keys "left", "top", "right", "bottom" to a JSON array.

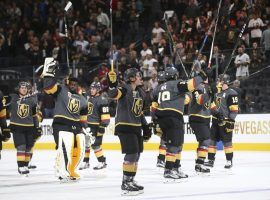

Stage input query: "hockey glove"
[
  {"left": 224, "top": 119, "right": 235, "bottom": 133},
  {"left": 82, "top": 127, "right": 96, "bottom": 144},
  {"left": 40, "top": 57, "right": 57, "bottom": 78},
  {"left": 34, "top": 127, "right": 42, "bottom": 141},
  {"left": 142, "top": 124, "right": 152, "bottom": 142},
  {"left": 107, "top": 71, "right": 118, "bottom": 88},
  {"left": 1, "top": 127, "right": 11, "bottom": 142}
]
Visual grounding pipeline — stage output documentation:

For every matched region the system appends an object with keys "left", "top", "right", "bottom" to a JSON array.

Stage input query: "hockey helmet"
[
  {"left": 219, "top": 74, "right": 230, "bottom": 84},
  {"left": 124, "top": 68, "right": 141, "bottom": 82},
  {"left": 165, "top": 67, "right": 179, "bottom": 80},
  {"left": 157, "top": 71, "right": 166, "bottom": 83},
  {"left": 90, "top": 81, "right": 102, "bottom": 92}
]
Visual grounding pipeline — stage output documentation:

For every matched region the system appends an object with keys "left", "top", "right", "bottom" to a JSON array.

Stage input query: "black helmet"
[
  {"left": 90, "top": 81, "right": 102, "bottom": 92},
  {"left": 157, "top": 71, "right": 166, "bottom": 83},
  {"left": 219, "top": 74, "right": 230, "bottom": 84},
  {"left": 165, "top": 67, "right": 179, "bottom": 80},
  {"left": 124, "top": 68, "right": 141, "bottom": 82}
]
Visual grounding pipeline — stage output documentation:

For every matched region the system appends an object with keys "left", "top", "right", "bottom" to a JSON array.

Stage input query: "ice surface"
[{"left": 0, "top": 150, "right": 270, "bottom": 200}]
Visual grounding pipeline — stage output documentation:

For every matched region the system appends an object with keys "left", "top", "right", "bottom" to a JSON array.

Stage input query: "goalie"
[{"left": 38, "top": 57, "right": 90, "bottom": 181}]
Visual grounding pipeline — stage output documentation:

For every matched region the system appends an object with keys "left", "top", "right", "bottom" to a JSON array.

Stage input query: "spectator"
[
  {"left": 97, "top": 7, "right": 110, "bottom": 28},
  {"left": 248, "top": 12, "right": 265, "bottom": 44},
  {"left": 249, "top": 42, "right": 264, "bottom": 73},
  {"left": 234, "top": 46, "right": 250, "bottom": 81},
  {"left": 261, "top": 21, "right": 270, "bottom": 64}
]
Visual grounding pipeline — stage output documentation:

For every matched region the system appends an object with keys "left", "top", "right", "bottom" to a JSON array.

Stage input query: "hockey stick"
[
  {"left": 64, "top": 1, "right": 73, "bottom": 73},
  {"left": 222, "top": 23, "right": 247, "bottom": 75},
  {"left": 207, "top": 0, "right": 223, "bottom": 69},
  {"left": 110, "top": 1, "right": 114, "bottom": 72},
  {"left": 164, "top": 12, "right": 189, "bottom": 79}
]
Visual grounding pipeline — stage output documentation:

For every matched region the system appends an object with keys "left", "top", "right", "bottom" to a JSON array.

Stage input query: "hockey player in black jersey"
[
  {"left": 151, "top": 67, "right": 208, "bottom": 181},
  {"left": 107, "top": 67, "right": 152, "bottom": 196},
  {"left": 80, "top": 81, "right": 110, "bottom": 170},
  {"left": 40, "top": 57, "right": 89, "bottom": 181},
  {"left": 186, "top": 69, "right": 212, "bottom": 173},
  {"left": 150, "top": 71, "right": 166, "bottom": 168},
  {"left": 6, "top": 81, "right": 41, "bottom": 175},
  {"left": 0, "top": 90, "right": 11, "bottom": 160},
  {"left": 205, "top": 74, "right": 239, "bottom": 169}
]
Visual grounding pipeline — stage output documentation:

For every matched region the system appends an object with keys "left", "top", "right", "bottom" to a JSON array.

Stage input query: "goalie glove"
[
  {"left": 40, "top": 57, "right": 57, "bottom": 78},
  {"left": 82, "top": 127, "right": 96, "bottom": 144}
]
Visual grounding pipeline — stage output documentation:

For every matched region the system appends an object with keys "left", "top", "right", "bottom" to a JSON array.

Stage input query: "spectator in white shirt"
[
  {"left": 152, "top": 21, "right": 165, "bottom": 53},
  {"left": 234, "top": 46, "right": 250, "bottom": 81},
  {"left": 248, "top": 13, "right": 265, "bottom": 44},
  {"left": 97, "top": 7, "right": 110, "bottom": 28},
  {"left": 140, "top": 42, "right": 152, "bottom": 60},
  {"left": 141, "top": 50, "right": 157, "bottom": 79}
]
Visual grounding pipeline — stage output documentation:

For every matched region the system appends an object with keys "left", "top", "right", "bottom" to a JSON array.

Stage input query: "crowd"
[{"left": 0, "top": 0, "right": 270, "bottom": 115}]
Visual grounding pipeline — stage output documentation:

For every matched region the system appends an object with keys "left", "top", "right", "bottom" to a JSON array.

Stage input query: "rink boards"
[{"left": 3, "top": 114, "right": 270, "bottom": 151}]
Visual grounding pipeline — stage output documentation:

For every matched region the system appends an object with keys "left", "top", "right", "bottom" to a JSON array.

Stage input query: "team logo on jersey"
[
  {"left": 68, "top": 98, "right": 80, "bottom": 113},
  {"left": 17, "top": 104, "right": 29, "bottom": 118},
  {"left": 132, "top": 98, "right": 143, "bottom": 116},
  {"left": 87, "top": 102, "right": 94, "bottom": 115},
  {"left": 204, "top": 102, "right": 210, "bottom": 109}
]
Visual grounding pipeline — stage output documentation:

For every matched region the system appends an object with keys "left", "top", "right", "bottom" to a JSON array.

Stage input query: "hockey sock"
[
  {"left": 123, "top": 161, "right": 137, "bottom": 177},
  {"left": 165, "top": 152, "right": 176, "bottom": 170},
  {"left": 174, "top": 152, "right": 181, "bottom": 169},
  {"left": 83, "top": 148, "right": 90, "bottom": 163},
  {"left": 224, "top": 146, "right": 233, "bottom": 161},
  {"left": 94, "top": 147, "right": 106, "bottom": 163},
  {"left": 158, "top": 145, "right": 166, "bottom": 161},
  {"left": 17, "top": 151, "right": 26, "bottom": 167},
  {"left": 208, "top": 145, "right": 217, "bottom": 161}
]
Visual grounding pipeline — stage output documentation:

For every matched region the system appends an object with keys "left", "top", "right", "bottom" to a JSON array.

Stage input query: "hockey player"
[
  {"left": 107, "top": 67, "right": 152, "bottom": 196},
  {"left": 150, "top": 71, "right": 166, "bottom": 168},
  {"left": 6, "top": 81, "right": 41, "bottom": 175},
  {"left": 186, "top": 70, "right": 212, "bottom": 173},
  {"left": 151, "top": 67, "right": 208, "bottom": 181},
  {"left": 80, "top": 81, "right": 110, "bottom": 170},
  {"left": 0, "top": 90, "right": 11, "bottom": 159},
  {"left": 205, "top": 74, "right": 238, "bottom": 169},
  {"left": 40, "top": 57, "right": 89, "bottom": 181}
]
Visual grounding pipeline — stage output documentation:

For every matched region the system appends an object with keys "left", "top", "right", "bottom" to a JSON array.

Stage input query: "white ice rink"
[{"left": 0, "top": 150, "right": 270, "bottom": 200}]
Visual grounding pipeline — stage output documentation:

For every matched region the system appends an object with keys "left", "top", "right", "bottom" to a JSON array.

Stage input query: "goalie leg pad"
[{"left": 56, "top": 131, "right": 74, "bottom": 179}]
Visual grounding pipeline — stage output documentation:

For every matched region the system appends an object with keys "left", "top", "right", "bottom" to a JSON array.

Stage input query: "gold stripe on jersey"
[
  {"left": 229, "top": 105, "right": 239, "bottom": 112},
  {"left": 44, "top": 84, "right": 58, "bottom": 94},
  {"left": 224, "top": 146, "right": 233, "bottom": 154},
  {"left": 10, "top": 122, "right": 34, "bottom": 127},
  {"left": 87, "top": 122, "right": 100, "bottom": 125},
  {"left": 101, "top": 114, "right": 110, "bottom": 121},
  {"left": 54, "top": 115, "right": 80, "bottom": 122},
  {"left": 115, "top": 122, "right": 141, "bottom": 127},
  {"left": 187, "top": 78, "right": 195, "bottom": 91},
  {"left": 0, "top": 108, "right": 6, "bottom": 118},
  {"left": 80, "top": 115, "right": 87, "bottom": 122},
  {"left": 189, "top": 114, "right": 211, "bottom": 118},
  {"left": 166, "top": 153, "right": 176, "bottom": 162},
  {"left": 123, "top": 162, "right": 136, "bottom": 173},
  {"left": 157, "top": 108, "right": 183, "bottom": 115},
  {"left": 114, "top": 89, "right": 123, "bottom": 100},
  {"left": 184, "top": 94, "right": 191, "bottom": 105},
  {"left": 17, "top": 152, "right": 25, "bottom": 161}
]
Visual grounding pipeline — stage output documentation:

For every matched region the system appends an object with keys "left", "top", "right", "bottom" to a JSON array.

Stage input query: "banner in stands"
[{"left": 3, "top": 114, "right": 270, "bottom": 151}]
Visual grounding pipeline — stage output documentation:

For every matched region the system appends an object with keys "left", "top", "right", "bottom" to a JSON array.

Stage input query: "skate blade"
[
  {"left": 196, "top": 171, "right": 211, "bottom": 176},
  {"left": 121, "top": 190, "right": 140, "bottom": 196},
  {"left": 163, "top": 178, "right": 182, "bottom": 184}
]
